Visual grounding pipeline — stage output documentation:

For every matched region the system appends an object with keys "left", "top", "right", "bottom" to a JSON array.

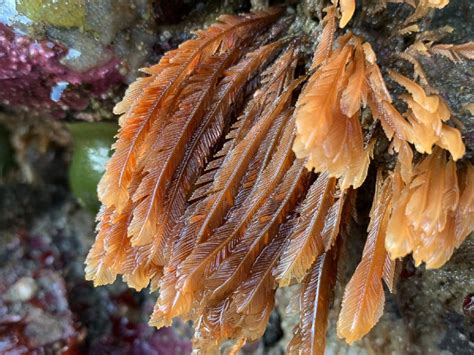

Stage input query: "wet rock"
[
  {"left": 263, "top": 309, "right": 284, "bottom": 348},
  {"left": 463, "top": 294, "right": 474, "bottom": 319},
  {"left": 397, "top": 237, "right": 474, "bottom": 354},
  {"left": 4, "top": 277, "right": 37, "bottom": 302},
  {"left": 0, "top": 254, "right": 80, "bottom": 353},
  {"left": 47, "top": 27, "right": 114, "bottom": 73},
  {"left": 0, "top": 172, "right": 192, "bottom": 352},
  {"left": 0, "top": 23, "right": 123, "bottom": 118},
  {"left": 0, "top": 123, "right": 14, "bottom": 177},
  {"left": 0, "top": 112, "right": 70, "bottom": 184},
  {"left": 0, "top": 0, "right": 257, "bottom": 119},
  {"left": 23, "top": 307, "right": 76, "bottom": 348}
]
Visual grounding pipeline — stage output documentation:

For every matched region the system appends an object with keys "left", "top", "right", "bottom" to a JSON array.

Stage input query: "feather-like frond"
[
  {"left": 389, "top": 70, "right": 465, "bottom": 160},
  {"left": 311, "top": 6, "right": 336, "bottom": 69},
  {"left": 190, "top": 227, "right": 282, "bottom": 351},
  {"left": 85, "top": 6, "right": 473, "bottom": 354},
  {"left": 178, "top": 110, "right": 295, "bottom": 299},
  {"left": 287, "top": 248, "right": 338, "bottom": 355},
  {"left": 339, "top": 0, "right": 356, "bottom": 28},
  {"left": 150, "top": 48, "right": 300, "bottom": 327},
  {"left": 321, "top": 188, "right": 347, "bottom": 250},
  {"left": 385, "top": 148, "right": 471, "bottom": 268},
  {"left": 232, "top": 221, "right": 290, "bottom": 314},
  {"left": 365, "top": 57, "right": 414, "bottom": 145},
  {"left": 207, "top": 159, "right": 308, "bottom": 302},
  {"left": 128, "top": 51, "right": 238, "bottom": 247},
  {"left": 84, "top": 207, "right": 115, "bottom": 285},
  {"left": 430, "top": 42, "right": 474, "bottom": 62},
  {"left": 275, "top": 173, "right": 336, "bottom": 286},
  {"left": 340, "top": 44, "right": 368, "bottom": 117},
  {"left": 294, "top": 44, "right": 352, "bottom": 151},
  {"left": 97, "top": 9, "right": 282, "bottom": 212},
  {"left": 85, "top": 206, "right": 132, "bottom": 285},
  {"left": 337, "top": 172, "right": 392, "bottom": 344},
  {"left": 193, "top": 297, "right": 273, "bottom": 354},
  {"left": 136, "top": 40, "right": 287, "bottom": 272},
  {"left": 384, "top": 170, "right": 417, "bottom": 259},
  {"left": 294, "top": 38, "right": 373, "bottom": 189},
  {"left": 175, "top": 74, "right": 301, "bottom": 297}
]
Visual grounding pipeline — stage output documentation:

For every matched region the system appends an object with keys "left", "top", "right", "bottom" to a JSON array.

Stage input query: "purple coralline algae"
[{"left": 0, "top": 24, "right": 123, "bottom": 118}]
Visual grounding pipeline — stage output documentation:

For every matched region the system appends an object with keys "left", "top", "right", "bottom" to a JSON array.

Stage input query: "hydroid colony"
[{"left": 85, "top": 1, "right": 473, "bottom": 353}]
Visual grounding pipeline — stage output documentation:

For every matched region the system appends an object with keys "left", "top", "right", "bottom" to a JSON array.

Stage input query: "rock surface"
[{"left": 0, "top": 0, "right": 472, "bottom": 353}]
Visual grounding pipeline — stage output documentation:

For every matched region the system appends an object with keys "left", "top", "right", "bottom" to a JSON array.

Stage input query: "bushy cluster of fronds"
[{"left": 85, "top": 2, "right": 473, "bottom": 353}]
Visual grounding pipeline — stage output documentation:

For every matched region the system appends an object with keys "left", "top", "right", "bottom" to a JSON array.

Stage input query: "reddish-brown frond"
[
  {"left": 275, "top": 173, "right": 336, "bottom": 286},
  {"left": 287, "top": 248, "right": 338, "bottom": 355},
  {"left": 192, "top": 297, "right": 273, "bottom": 354},
  {"left": 339, "top": 0, "right": 356, "bottom": 28},
  {"left": 150, "top": 49, "right": 300, "bottom": 327},
  {"left": 385, "top": 148, "right": 471, "bottom": 269},
  {"left": 149, "top": 259, "right": 192, "bottom": 328},
  {"left": 198, "top": 45, "right": 298, "bottom": 198},
  {"left": 190, "top": 229, "right": 282, "bottom": 351},
  {"left": 232, "top": 221, "right": 290, "bottom": 314},
  {"left": 128, "top": 52, "right": 238, "bottom": 247},
  {"left": 337, "top": 172, "right": 393, "bottom": 344},
  {"left": 148, "top": 47, "right": 294, "bottom": 325},
  {"left": 382, "top": 253, "right": 397, "bottom": 293},
  {"left": 133, "top": 40, "right": 286, "bottom": 269},
  {"left": 207, "top": 159, "right": 308, "bottom": 302},
  {"left": 321, "top": 188, "right": 347, "bottom": 250},
  {"left": 455, "top": 163, "right": 474, "bottom": 246},
  {"left": 430, "top": 42, "right": 474, "bottom": 62},
  {"left": 84, "top": 207, "right": 115, "bottom": 285},
  {"left": 176, "top": 79, "right": 301, "bottom": 289},
  {"left": 97, "top": 9, "right": 282, "bottom": 211},
  {"left": 389, "top": 71, "right": 465, "bottom": 160},
  {"left": 192, "top": 299, "right": 236, "bottom": 353},
  {"left": 294, "top": 37, "right": 373, "bottom": 189},
  {"left": 177, "top": 111, "right": 295, "bottom": 300},
  {"left": 340, "top": 43, "right": 368, "bottom": 117},
  {"left": 190, "top": 45, "right": 296, "bottom": 202},
  {"left": 85, "top": 206, "right": 132, "bottom": 286},
  {"left": 311, "top": 6, "right": 336, "bottom": 69}
]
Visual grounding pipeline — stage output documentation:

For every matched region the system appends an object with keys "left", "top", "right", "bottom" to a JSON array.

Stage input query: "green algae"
[
  {"left": 16, "top": 0, "right": 86, "bottom": 28},
  {"left": 68, "top": 122, "right": 117, "bottom": 213}
]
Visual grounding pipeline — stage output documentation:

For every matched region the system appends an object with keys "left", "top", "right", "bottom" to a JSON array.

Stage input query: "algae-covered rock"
[
  {"left": 0, "top": 23, "right": 123, "bottom": 118},
  {"left": 16, "top": 0, "right": 86, "bottom": 28},
  {"left": 68, "top": 122, "right": 117, "bottom": 213}
]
